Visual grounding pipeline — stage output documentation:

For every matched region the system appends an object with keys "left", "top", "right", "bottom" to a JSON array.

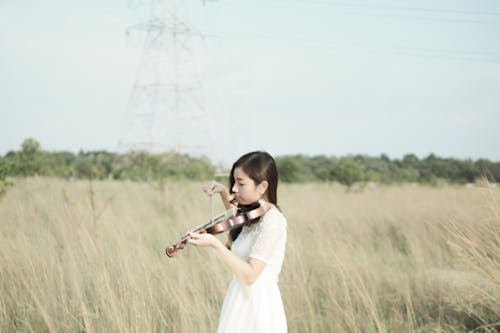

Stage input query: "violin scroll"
[{"left": 165, "top": 246, "right": 179, "bottom": 258}]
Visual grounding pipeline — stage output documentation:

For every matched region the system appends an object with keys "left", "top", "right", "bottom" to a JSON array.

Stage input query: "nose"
[{"left": 232, "top": 183, "right": 238, "bottom": 193}]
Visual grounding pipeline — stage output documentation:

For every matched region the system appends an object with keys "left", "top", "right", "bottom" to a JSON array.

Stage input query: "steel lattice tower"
[{"left": 119, "top": 0, "right": 214, "bottom": 157}]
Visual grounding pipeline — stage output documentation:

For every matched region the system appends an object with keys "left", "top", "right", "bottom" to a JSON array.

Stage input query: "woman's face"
[{"left": 232, "top": 167, "right": 267, "bottom": 205}]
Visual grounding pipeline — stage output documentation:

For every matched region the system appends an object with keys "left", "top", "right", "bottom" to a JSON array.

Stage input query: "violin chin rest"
[{"left": 165, "top": 246, "right": 178, "bottom": 258}]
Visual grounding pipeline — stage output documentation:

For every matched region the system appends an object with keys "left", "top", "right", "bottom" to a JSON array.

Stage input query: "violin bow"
[{"left": 210, "top": 193, "right": 214, "bottom": 225}]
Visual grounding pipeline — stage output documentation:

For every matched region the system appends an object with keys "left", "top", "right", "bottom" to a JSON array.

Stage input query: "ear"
[{"left": 258, "top": 181, "right": 269, "bottom": 196}]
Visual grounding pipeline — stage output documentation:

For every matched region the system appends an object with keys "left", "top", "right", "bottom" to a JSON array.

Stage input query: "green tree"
[
  {"left": 73, "top": 158, "right": 99, "bottom": 179},
  {"left": 0, "top": 157, "right": 11, "bottom": 196},
  {"left": 475, "top": 159, "right": 497, "bottom": 182},
  {"left": 40, "top": 151, "right": 76, "bottom": 177},
  {"left": 309, "top": 155, "right": 336, "bottom": 181},
  {"left": 277, "top": 156, "right": 305, "bottom": 183},
  {"left": 184, "top": 158, "right": 215, "bottom": 180},
  {"left": 334, "top": 157, "right": 366, "bottom": 188},
  {"left": 399, "top": 154, "right": 420, "bottom": 182},
  {"left": 14, "top": 138, "right": 42, "bottom": 176}
]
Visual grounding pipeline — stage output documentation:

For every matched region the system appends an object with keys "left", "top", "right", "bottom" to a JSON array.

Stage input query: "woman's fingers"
[
  {"left": 188, "top": 232, "right": 203, "bottom": 245},
  {"left": 188, "top": 232, "right": 218, "bottom": 248},
  {"left": 202, "top": 180, "right": 217, "bottom": 195},
  {"left": 187, "top": 232, "right": 198, "bottom": 245},
  {"left": 203, "top": 180, "right": 225, "bottom": 195}
]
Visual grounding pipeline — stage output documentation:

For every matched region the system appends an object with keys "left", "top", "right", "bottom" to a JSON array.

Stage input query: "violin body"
[{"left": 165, "top": 202, "right": 269, "bottom": 258}]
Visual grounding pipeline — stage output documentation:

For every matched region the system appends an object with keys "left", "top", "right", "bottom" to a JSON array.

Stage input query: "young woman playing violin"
[{"left": 188, "top": 151, "right": 287, "bottom": 333}]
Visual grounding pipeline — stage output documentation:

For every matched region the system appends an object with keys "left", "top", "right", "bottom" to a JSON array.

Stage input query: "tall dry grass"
[{"left": 0, "top": 178, "right": 498, "bottom": 332}]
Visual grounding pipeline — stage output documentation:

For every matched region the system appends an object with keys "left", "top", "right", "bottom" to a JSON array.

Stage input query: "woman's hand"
[
  {"left": 202, "top": 180, "right": 227, "bottom": 196},
  {"left": 202, "top": 180, "right": 235, "bottom": 209},
  {"left": 188, "top": 232, "right": 222, "bottom": 249}
]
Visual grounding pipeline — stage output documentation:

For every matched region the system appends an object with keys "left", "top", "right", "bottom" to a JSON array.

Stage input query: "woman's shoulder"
[{"left": 262, "top": 207, "right": 287, "bottom": 227}]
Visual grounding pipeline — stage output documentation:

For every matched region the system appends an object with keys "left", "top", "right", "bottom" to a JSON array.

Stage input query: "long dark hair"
[{"left": 227, "top": 151, "right": 279, "bottom": 248}]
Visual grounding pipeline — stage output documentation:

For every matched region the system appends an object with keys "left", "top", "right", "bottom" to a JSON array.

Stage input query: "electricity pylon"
[{"left": 119, "top": 0, "right": 214, "bottom": 158}]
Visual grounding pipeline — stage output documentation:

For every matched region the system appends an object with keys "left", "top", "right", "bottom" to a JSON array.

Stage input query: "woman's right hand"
[
  {"left": 202, "top": 180, "right": 227, "bottom": 196},
  {"left": 203, "top": 180, "right": 235, "bottom": 209}
]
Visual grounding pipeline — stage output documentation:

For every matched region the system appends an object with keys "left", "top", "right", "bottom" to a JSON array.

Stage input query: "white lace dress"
[{"left": 217, "top": 208, "right": 287, "bottom": 333}]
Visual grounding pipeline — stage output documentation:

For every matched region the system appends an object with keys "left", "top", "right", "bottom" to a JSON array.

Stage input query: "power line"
[
  {"left": 279, "top": 0, "right": 500, "bottom": 17},
  {"left": 204, "top": 31, "right": 500, "bottom": 63},
  {"left": 269, "top": 2, "right": 500, "bottom": 26}
]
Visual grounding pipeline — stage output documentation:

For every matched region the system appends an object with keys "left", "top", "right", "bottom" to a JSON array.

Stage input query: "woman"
[{"left": 188, "top": 151, "right": 288, "bottom": 332}]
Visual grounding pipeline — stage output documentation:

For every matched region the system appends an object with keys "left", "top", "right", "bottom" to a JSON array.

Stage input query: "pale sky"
[{"left": 1, "top": 0, "right": 500, "bottom": 166}]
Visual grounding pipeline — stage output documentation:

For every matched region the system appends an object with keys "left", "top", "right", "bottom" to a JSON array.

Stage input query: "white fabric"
[{"left": 217, "top": 208, "right": 287, "bottom": 333}]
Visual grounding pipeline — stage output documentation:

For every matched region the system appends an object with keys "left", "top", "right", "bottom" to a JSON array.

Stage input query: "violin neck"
[
  {"left": 184, "top": 208, "right": 235, "bottom": 237},
  {"left": 212, "top": 208, "right": 236, "bottom": 225}
]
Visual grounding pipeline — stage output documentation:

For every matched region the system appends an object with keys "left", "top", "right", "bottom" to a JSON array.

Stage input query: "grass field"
[{"left": 0, "top": 178, "right": 499, "bottom": 332}]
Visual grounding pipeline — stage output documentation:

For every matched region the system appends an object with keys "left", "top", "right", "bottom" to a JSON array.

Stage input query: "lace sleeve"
[{"left": 249, "top": 209, "right": 287, "bottom": 263}]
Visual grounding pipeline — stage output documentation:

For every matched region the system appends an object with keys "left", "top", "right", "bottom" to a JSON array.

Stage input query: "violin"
[{"left": 165, "top": 201, "right": 269, "bottom": 258}]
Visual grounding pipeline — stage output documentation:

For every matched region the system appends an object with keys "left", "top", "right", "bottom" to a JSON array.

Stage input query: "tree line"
[
  {"left": 1, "top": 138, "right": 499, "bottom": 193},
  {"left": 275, "top": 154, "right": 499, "bottom": 186},
  {"left": 0, "top": 138, "right": 215, "bottom": 182}
]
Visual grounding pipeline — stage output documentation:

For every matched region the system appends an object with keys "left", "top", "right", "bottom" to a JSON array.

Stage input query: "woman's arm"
[
  {"left": 219, "top": 187, "right": 235, "bottom": 210},
  {"left": 188, "top": 233, "right": 265, "bottom": 285}
]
